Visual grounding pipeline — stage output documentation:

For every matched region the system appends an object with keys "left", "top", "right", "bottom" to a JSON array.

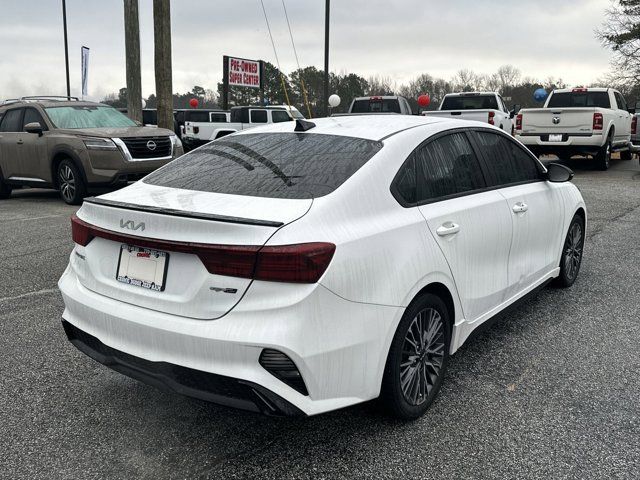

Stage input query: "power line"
[
  {"left": 259, "top": 0, "right": 291, "bottom": 107},
  {"left": 282, "top": 0, "right": 312, "bottom": 118}
]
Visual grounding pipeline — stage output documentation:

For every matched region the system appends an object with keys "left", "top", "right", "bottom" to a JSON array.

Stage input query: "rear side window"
[
  {"left": 23, "top": 108, "right": 47, "bottom": 131},
  {"left": 441, "top": 95, "right": 498, "bottom": 111},
  {"left": 250, "top": 110, "right": 268, "bottom": 123},
  {"left": 547, "top": 91, "right": 611, "bottom": 109},
  {"left": 473, "top": 131, "right": 541, "bottom": 185},
  {"left": 414, "top": 132, "right": 486, "bottom": 202},
  {"left": 0, "top": 109, "right": 23, "bottom": 132},
  {"left": 185, "top": 111, "right": 210, "bottom": 123},
  {"left": 351, "top": 99, "right": 401, "bottom": 114},
  {"left": 144, "top": 133, "right": 383, "bottom": 199},
  {"left": 271, "top": 110, "right": 292, "bottom": 123},
  {"left": 210, "top": 113, "right": 227, "bottom": 123},
  {"left": 614, "top": 92, "right": 628, "bottom": 111}
]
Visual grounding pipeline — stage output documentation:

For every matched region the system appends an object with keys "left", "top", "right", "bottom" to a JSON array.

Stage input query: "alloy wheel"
[
  {"left": 59, "top": 165, "right": 76, "bottom": 202},
  {"left": 400, "top": 307, "right": 446, "bottom": 406},
  {"left": 563, "top": 221, "right": 583, "bottom": 281}
]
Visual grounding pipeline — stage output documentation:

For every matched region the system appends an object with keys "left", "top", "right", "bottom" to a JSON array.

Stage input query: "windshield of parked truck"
[
  {"left": 45, "top": 105, "right": 136, "bottom": 129},
  {"left": 351, "top": 98, "right": 401, "bottom": 114},
  {"left": 547, "top": 92, "right": 611, "bottom": 109},
  {"left": 441, "top": 95, "right": 498, "bottom": 111}
]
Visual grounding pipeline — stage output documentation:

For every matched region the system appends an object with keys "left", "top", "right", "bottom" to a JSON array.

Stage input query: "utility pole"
[
  {"left": 153, "top": 0, "right": 173, "bottom": 130},
  {"left": 323, "top": 0, "right": 330, "bottom": 117},
  {"left": 124, "top": 0, "right": 142, "bottom": 123},
  {"left": 62, "top": 0, "right": 71, "bottom": 97}
]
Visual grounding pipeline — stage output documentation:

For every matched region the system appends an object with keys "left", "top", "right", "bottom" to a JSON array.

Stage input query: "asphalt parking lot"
[{"left": 1, "top": 157, "right": 639, "bottom": 480}]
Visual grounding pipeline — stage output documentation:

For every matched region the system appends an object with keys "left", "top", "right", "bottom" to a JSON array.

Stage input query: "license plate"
[
  {"left": 116, "top": 245, "right": 169, "bottom": 292},
  {"left": 549, "top": 134, "right": 563, "bottom": 142}
]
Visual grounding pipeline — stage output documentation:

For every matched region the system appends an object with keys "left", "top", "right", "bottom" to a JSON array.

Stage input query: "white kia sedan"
[{"left": 59, "top": 115, "right": 586, "bottom": 419}]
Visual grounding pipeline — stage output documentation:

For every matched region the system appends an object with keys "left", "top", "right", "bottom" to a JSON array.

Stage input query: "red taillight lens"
[
  {"left": 632, "top": 116, "right": 637, "bottom": 135},
  {"left": 71, "top": 215, "right": 93, "bottom": 246},
  {"left": 516, "top": 113, "right": 523, "bottom": 131},
  {"left": 254, "top": 243, "right": 336, "bottom": 283},
  {"left": 70, "top": 215, "right": 334, "bottom": 283},
  {"left": 488, "top": 111, "right": 495, "bottom": 125},
  {"left": 593, "top": 112, "right": 603, "bottom": 131}
]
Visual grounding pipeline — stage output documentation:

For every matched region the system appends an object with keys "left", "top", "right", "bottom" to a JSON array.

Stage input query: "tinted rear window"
[
  {"left": 144, "top": 133, "right": 383, "bottom": 199},
  {"left": 441, "top": 95, "right": 498, "bottom": 110},
  {"left": 547, "top": 92, "right": 611, "bottom": 108},
  {"left": 351, "top": 99, "right": 401, "bottom": 113}
]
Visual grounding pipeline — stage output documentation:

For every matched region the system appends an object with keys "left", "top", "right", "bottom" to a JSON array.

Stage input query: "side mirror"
[
  {"left": 24, "top": 122, "right": 43, "bottom": 136},
  {"left": 545, "top": 162, "right": 574, "bottom": 183}
]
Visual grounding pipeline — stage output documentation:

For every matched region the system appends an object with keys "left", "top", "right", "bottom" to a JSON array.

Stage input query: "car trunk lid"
[{"left": 72, "top": 181, "right": 312, "bottom": 319}]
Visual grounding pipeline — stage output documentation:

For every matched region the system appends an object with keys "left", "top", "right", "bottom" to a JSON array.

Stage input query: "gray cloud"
[{"left": 0, "top": 0, "right": 613, "bottom": 101}]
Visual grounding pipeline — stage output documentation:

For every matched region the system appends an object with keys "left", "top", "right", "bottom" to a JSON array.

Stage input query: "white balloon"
[
  {"left": 141, "top": 98, "right": 147, "bottom": 108},
  {"left": 328, "top": 94, "right": 341, "bottom": 108}
]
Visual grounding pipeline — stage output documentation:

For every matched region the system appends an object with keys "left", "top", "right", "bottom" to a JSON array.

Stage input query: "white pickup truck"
[
  {"left": 516, "top": 87, "right": 634, "bottom": 170},
  {"left": 422, "top": 92, "right": 518, "bottom": 134},
  {"left": 182, "top": 105, "right": 304, "bottom": 149}
]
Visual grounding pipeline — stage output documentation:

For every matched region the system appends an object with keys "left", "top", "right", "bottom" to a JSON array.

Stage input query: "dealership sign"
[{"left": 226, "top": 56, "right": 262, "bottom": 89}]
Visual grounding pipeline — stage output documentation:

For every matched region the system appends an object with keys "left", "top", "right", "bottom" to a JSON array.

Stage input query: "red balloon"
[
  {"left": 189, "top": 98, "right": 199, "bottom": 108},
  {"left": 417, "top": 94, "right": 431, "bottom": 107}
]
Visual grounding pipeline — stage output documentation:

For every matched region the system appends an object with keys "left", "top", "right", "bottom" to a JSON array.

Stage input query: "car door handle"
[
  {"left": 436, "top": 222, "right": 460, "bottom": 236},
  {"left": 513, "top": 202, "right": 528, "bottom": 213},
  {"left": 16, "top": 139, "right": 23, "bottom": 145}
]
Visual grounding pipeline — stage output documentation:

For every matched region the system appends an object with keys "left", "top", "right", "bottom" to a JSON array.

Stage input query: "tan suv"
[{"left": 0, "top": 97, "right": 183, "bottom": 204}]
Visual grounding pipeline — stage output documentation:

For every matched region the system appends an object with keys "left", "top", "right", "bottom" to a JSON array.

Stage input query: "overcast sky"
[{"left": 0, "top": 0, "right": 614, "bottom": 101}]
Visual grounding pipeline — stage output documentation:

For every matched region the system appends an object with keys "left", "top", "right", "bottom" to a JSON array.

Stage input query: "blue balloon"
[{"left": 534, "top": 88, "right": 548, "bottom": 103}]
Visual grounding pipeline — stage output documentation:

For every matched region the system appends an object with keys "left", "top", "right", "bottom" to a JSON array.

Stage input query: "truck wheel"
[
  {"left": 57, "top": 159, "right": 87, "bottom": 205},
  {"left": 620, "top": 149, "right": 633, "bottom": 160},
  {"left": 595, "top": 139, "right": 611, "bottom": 171}
]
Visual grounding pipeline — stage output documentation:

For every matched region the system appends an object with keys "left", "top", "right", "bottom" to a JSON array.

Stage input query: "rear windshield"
[
  {"left": 45, "top": 105, "right": 136, "bottom": 129},
  {"left": 547, "top": 92, "right": 611, "bottom": 109},
  {"left": 441, "top": 95, "right": 498, "bottom": 110},
  {"left": 144, "top": 133, "right": 383, "bottom": 199},
  {"left": 351, "top": 99, "right": 401, "bottom": 114}
]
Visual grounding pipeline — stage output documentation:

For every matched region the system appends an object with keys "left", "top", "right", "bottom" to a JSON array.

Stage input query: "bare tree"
[
  {"left": 153, "top": 0, "right": 173, "bottom": 130},
  {"left": 124, "top": 0, "right": 142, "bottom": 122},
  {"left": 597, "top": 0, "right": 640, "bottom": 84},
  {"left": 453, "top": 69, "right": 479, "bottom": 92},
  {"left": 496, "top": 65, "right": 521, "bottom": 92},
  {"left": 366, "top": 75, "right": 396, "bottom": 96}
]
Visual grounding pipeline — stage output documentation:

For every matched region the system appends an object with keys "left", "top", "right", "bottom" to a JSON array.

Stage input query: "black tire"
[
  {"left": 552, "top": 214, "right": 585, "bottom": 288},
  {"left": 380, "top": 293, "right": 451, "bottom": 420},
  {"left": 595, "top": 137, "right": 612, "bottom": 170},
  {"left": 620, "top": 149, "right": 633, "bottom": 160},
  {"left": 0, "top": 177, "right": 12, "bottom": 199},
  {"left": 57, "top": 159, "right": 86, "bottom": 205}
]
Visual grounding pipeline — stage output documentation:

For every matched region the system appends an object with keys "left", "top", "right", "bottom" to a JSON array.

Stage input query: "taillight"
[
  {"left": 71, "top": 215, "right": 92, "bottom": 246},
  {"left": 488, "top": 111, "right": 495, "bottom": 125},
  {"left": 593, "top": 112, "right": 603, "bottom": 131},
  {"left": 70, "top": 215, "right": 335, "bottom": 283},
  {"left": 516, "top": 113, "right": 523, "bottom": 131},
  {"left": 254, "top": 243, "right": 335, "bottom": 283},
  {"left": 632, "top": 116, "right": 637, "bottom": 135}
]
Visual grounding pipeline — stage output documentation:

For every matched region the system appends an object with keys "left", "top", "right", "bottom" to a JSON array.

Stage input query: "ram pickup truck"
[
  {"left": 423, "top": 92, "right": 518, "bottom": 134},
  {"left": 516, "top": 87, "right": 633, "bottom": 170},
  {"left": 348, "top": 96, "right": 413, "bottom": 115},
  {"left": 182, "top": 105, "right": 303, "bottom": 149}
]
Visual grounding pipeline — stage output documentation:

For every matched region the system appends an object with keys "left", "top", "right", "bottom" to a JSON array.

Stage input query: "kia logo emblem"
[{"left": 146, "top": 140, "right": 157, "bottom": 151}]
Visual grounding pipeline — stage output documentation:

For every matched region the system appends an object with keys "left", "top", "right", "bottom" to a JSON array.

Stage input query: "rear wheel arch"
[{"left": 213, "top": 130, "right": 236, "bottom": 140}]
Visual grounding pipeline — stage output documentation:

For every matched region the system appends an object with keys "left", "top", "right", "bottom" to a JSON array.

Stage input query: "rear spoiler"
[{"left": 83, "top": 197, "right": 284, "bottom": 228}]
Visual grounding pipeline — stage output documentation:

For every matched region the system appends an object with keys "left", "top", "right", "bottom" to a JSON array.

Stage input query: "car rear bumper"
[
  {"left": 62, "top": 320, "right": 304, "bottom": 416},
  {"left": 517, "top": 133, "right": 605, "bottom": 156},
  {"left": 58, "top": 263, "right": 402, "bottom": 416}
]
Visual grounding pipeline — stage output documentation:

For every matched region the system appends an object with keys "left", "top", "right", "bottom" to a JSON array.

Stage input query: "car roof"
[
  {"left": 444, "top": 92, "right": 498, "bottom": 96},
  {"left": 553, "top": 87, "right": 610, "bottom": 93},
  {"left": 232, "top": 114, "right": 485, "bottom": 141}
]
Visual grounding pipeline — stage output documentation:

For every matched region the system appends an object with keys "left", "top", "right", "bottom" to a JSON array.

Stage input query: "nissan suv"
[{"left": 0, "top": 97, "right": 183, "bottom": 204}]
